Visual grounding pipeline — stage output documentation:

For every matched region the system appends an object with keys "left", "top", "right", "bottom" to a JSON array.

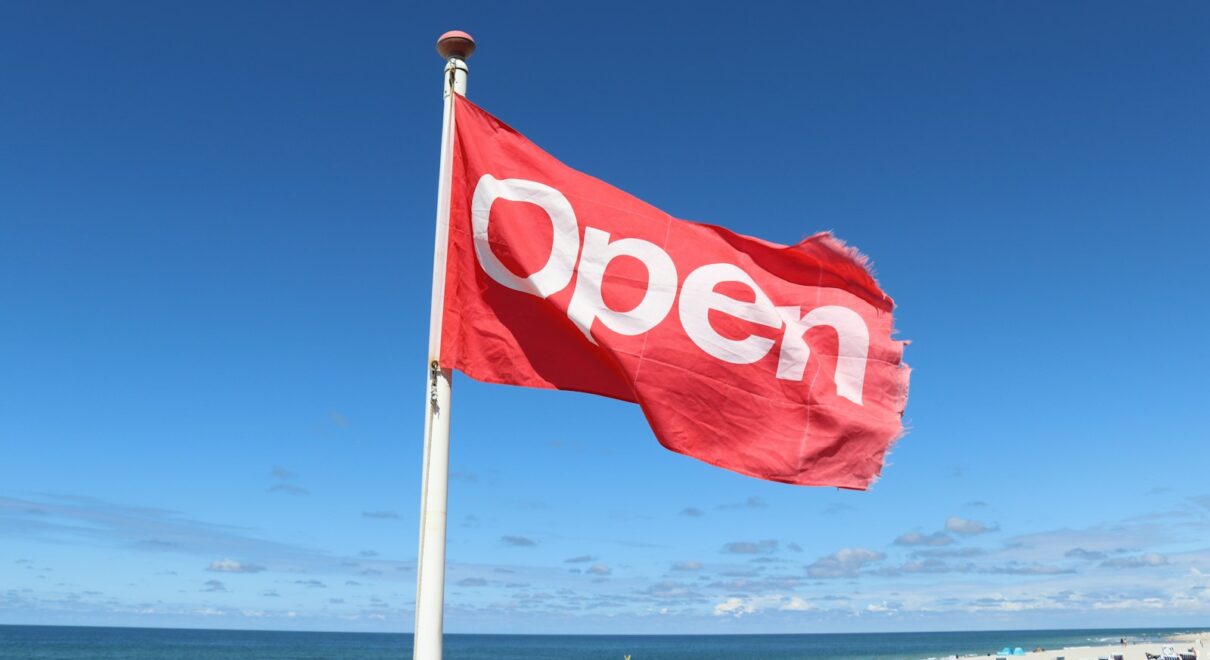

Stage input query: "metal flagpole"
[{"left": 414, "top": 29, "right": 474, "bottom": 660}]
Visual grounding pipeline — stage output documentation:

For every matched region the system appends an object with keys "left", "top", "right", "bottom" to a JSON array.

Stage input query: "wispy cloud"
[
  {"left": 875, "top": 558, "right": 964, "bottom": 576},
  {"left": 806, "top": 548, "right": 886, "bottom": 578},
  {"left": 679, "top": 507, "right": 704, "bottom": 517},
  {"left": 268, "top": 467, "right": 309, "bottom": 496},
  {"left": 982, "top": 562, "right": 1074, "bottom": 575},
  {"left": 0, "top": 495, "right": 299, "bottom": 561},
  {"left": 1065, "top": 547, "right": 1107, "bottom": 560},
  {"left": 945, "top": 516, "right": 998, "bottom": 535},
  {"left": 450, "top": 471, "right": 478, "bottom": 483},
  {"left": 997, "top": 523, "right": 1160, "bottom": 563},
  {"left": 894, "top": 531, "right": 954, "bottom": 547},
  {"left": 200, "top": 579, "right": 226, "bottom": 593},
  {"left": 641, "top": 580, "right": 702, "bottom": 600},
  {"left": 1101, "top": 553, "right": 1168, "bottom": 569},
  {"left": 500, "top": 535, "right": 536, "bottom": 547},
  {"left": 671, "top": 560, "right": 703, "bottom": 572},
  {"left": 206, "top": 558, "right": 265, "bottom": 574},
  {"left": 876, "top": 557, "right": 1075, "bottom": 578},
  {"left": 563, "top": 555, "right": 596, "bottom": 563},
  {"left": 268, "top": 484, "right": 310, "bottom": 496},
  {"left": 721, "top": 540, "right": 778, "bottom": 555},
  {"left": 912, "top": 546, "right": 986, "bottom": 559},
  {"left": 361, "top": 510, "right": 400, "bottom": 520},
  {"left": 0, "top": 493, "right": 420, "bottom": 591},
  {"left": 716, "top": 497, "right": 767, "bottom": 511}
]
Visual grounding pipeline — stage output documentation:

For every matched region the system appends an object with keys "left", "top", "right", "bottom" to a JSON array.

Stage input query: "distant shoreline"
[{"left": 971, "top": 631, "right": 1209, "bottom": 660}]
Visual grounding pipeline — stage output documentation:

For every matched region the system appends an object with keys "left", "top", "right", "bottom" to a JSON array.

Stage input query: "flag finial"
[{"left": 437, "top": 30, "right": 476, "bottom": 60}]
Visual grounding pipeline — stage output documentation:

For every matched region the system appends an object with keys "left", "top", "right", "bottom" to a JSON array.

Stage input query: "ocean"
[{"left": 0, "top": 625, "right": 1194, "bottom": 659}]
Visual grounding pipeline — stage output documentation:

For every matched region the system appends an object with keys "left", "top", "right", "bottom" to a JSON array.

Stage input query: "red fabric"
[{"left": 441, "top": 96, "right": 909, "bottom": 489}]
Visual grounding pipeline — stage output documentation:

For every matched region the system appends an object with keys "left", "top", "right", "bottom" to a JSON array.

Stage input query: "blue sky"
[{"left": 1, "top": 0, "right": 1208, "bottom": 634}]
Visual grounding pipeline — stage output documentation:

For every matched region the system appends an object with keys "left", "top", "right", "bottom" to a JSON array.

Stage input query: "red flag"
[{"left": 440, "top": 96, "right": 909, "bottom": 489}]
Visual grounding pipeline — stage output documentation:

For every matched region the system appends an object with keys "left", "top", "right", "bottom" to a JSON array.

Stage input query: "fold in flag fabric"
[{"left": 440, "top": 95, "right": 910, "bottom": 489}]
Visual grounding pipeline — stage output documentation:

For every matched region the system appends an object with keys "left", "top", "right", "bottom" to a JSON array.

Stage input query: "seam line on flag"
[{"left": 630, "top": 212, "right": 676, "bottom": 388}]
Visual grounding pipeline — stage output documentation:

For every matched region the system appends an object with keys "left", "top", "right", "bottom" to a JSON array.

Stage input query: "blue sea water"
[{"left": 0, "top": 625, "right": 1196, "bottom": 659}]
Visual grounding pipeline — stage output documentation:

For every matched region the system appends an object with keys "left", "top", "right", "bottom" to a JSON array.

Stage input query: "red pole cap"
[{"left": 437, "top": 31, "right": 476, "bottom": 60}]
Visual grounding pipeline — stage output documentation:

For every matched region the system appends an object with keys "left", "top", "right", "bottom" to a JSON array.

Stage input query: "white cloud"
[
  {"left": 782, "top": 596, "right": 811, "bottom": 611},
  {"left": 713, "top": 594, "right": 814, "bottom": 617},
  {"left": 713, "top": 597, "right": 751, "bottom": 616},
  {"left": 945, "top": 516, "right": 998, "bottom": 535}
]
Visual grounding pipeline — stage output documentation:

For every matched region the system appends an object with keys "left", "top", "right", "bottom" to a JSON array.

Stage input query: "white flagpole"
[{"left": 414, "top": 29, "right": 474, "bottom": 660}]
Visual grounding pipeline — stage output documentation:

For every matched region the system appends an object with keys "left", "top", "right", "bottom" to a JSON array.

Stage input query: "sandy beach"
[{"left": 957, "top": 632, "right": 1210, "bottom": 660}]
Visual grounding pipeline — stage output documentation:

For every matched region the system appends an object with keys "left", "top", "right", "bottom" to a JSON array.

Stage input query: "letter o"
[{"left": 471, "top": 174, "right": 580, "bottom": 298}]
